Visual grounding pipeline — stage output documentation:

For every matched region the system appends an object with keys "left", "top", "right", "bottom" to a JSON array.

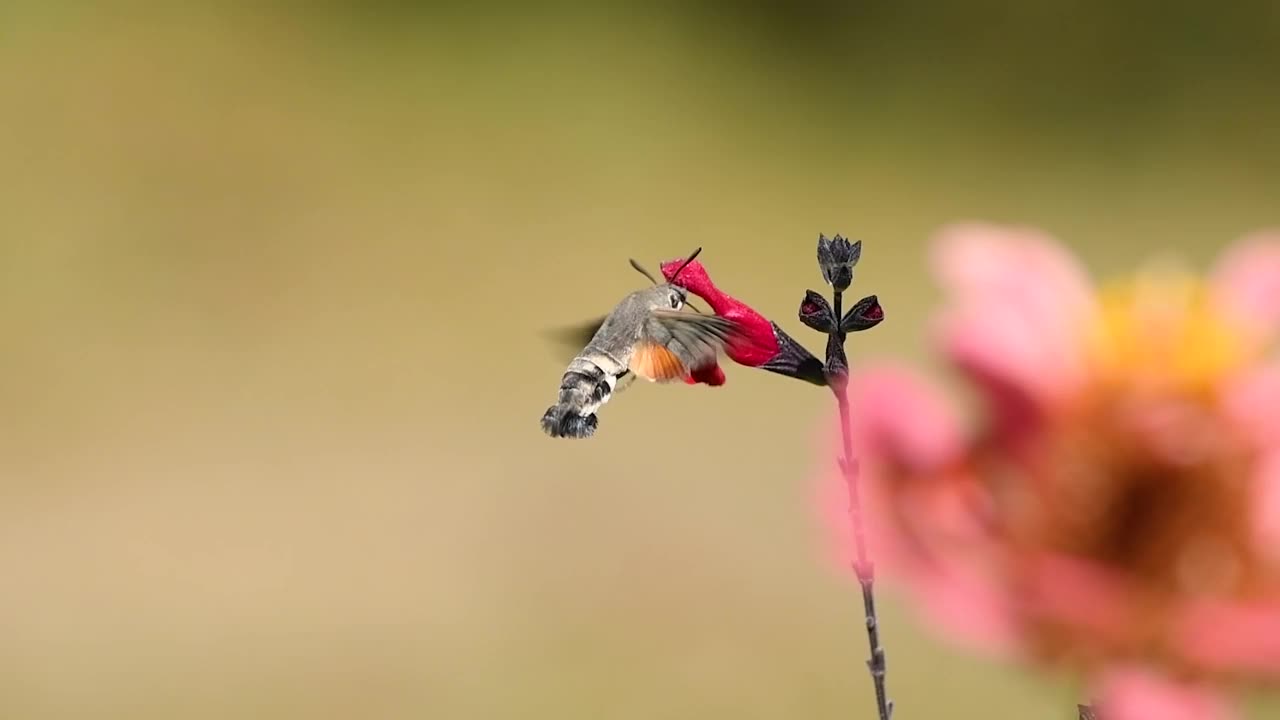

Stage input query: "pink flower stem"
[{"left": 830, "top": 288, "right": 894, "bottom": 720}]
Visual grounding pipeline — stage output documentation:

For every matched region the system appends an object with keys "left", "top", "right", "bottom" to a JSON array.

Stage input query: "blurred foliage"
[{"left": 298, "top": 0, "right": 1280, "bottom": 137}]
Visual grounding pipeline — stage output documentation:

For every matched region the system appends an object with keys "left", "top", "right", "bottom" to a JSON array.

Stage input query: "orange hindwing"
[{"left": 629, "top": 342, "right": 688, "bottom": 381}]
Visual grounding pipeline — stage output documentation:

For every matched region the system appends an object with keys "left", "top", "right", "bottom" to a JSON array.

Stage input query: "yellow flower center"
[{"left": 1084, "top": 263, "right": 1255, "bottom": 395}]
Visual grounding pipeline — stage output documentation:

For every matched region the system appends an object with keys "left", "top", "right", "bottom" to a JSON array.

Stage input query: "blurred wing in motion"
[
  {"left": 541, "top": 316, "right": 607, "bottom": 361},
  {"left": 630, "top": 310, "right": 740, "bottom": 382}
]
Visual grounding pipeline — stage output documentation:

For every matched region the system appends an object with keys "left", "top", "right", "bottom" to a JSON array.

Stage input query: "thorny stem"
[{"left": 829, "top": 289, "right": 893, "bottom": 720}]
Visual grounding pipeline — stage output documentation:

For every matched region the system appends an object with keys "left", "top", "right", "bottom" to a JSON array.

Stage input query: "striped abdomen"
[{"left": 540, "top": 354, "right": 626, "bottom": 439}]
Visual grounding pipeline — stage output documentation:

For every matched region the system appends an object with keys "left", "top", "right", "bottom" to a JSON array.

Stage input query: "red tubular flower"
[
  {"left": 660, "top": 258, "right": 842, "bottom": 386},
  {"left": 685, "top": 363, "right": 726, "bottom": 386},
  {"left": 661, "top": 259, "right": 779, "bottom": 361}
]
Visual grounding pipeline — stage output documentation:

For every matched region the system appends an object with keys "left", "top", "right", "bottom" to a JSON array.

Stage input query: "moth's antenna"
[
  {"left": 628, "top": 258, "right": 660, "bottom": 285},
  {"left": 664, "top": 247, "right": 706, "bottom": 313},
  {"left": 668, "top": 246, "right": 703, "bottom": 284},
  {"left": 631, "top": 256, "right": 703, "bottom": 311}
]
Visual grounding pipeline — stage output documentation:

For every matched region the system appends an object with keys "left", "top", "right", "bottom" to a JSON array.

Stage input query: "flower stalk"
[{"left": 810, "top": 234, "right": 892, "bottom": 719}]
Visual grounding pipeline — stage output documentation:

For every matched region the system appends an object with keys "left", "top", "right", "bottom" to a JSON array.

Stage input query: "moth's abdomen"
[
  {"left": 540, "top": 358, "right": 619, "bottom": 439},
  {"left": 540, "top": 406, "right": 598, "bottom": 438}
]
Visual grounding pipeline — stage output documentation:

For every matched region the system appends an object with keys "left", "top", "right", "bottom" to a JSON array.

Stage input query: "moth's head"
[
  {"left": 654, "top": 284, "right": 687, "bottom": 312},
  {"left": 630, "top": 248, "right": 703, "bottom": 313}
]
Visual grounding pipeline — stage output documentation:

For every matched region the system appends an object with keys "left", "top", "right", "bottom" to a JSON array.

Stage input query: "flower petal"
[
  {"left": 1093, "top": 666, "right": 1236, "bottom": 720},
  {"left": 1222, "top": 364, "right": 1280, "bottom": 447},
  {"left": 1209, "top": 230, "right": 1280, "bottom": 342},
  {"left": 930, "top": 222, "right": 1096, "bottom": 321},
  {"left": 1175, "top": 598, "right": 1280, "bottom": 676},
  {"left": 844, "top": 364, "right": 966, "bottom": 472},
  {"left": 1220, "top": 366, "right": 1280, "bottom": 563},
  {"left": 1252, "top": 453, "right": 1280, "bottom": 567},
  {"left": 1021, "top": 553, "right": 1138, "bottom": 644},
  {"left": 928, "top": 222, "right": 1097, "bottom": 411},
  {"left": 906, "top": 559, "right": 1022, "bottom": 655}
]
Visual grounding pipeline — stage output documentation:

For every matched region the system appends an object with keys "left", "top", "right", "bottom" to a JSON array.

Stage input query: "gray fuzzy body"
[{"left": 541, "top": 286, "right": 681, "bottom": 439}]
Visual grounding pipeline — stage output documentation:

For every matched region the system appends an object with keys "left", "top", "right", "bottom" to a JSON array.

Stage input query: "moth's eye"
[{"left": 670, "top": 294, "right": 682, "bottom": 309}]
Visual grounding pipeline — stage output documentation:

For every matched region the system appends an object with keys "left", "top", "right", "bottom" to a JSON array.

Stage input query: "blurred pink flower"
[
  {"left": 821, "top": 223, "right": 1280, "bottom": 714},
  {"left": 1094, "top": 666, "right": 1236, "bottom": 720}
]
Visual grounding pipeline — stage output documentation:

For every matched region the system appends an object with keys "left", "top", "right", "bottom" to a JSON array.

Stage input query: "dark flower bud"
[
  {"left": 798, "top": 289, "right": 837, "bottom": 333},
  {"left": 816, "top": 234, "right": 862, "bottom": 292},
  {"left": 839, "top": 294, "right": 884, "bottom": 333},
  {"left": 758, "top": 323, "right": 827, "bottom": 386}
]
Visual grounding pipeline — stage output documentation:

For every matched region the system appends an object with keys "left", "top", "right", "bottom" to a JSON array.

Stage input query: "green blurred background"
[{"left": 1, "top": 2, "right": 1278, "bottom": 718}]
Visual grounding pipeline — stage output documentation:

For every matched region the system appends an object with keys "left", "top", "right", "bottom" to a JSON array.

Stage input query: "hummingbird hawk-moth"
[{"left": 539, "top": 248, "right": 747, "bottom": 439}]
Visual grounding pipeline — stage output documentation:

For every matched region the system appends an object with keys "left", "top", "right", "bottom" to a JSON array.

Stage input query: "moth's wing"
[
  {"left": 629, "top": 310, "right": 739, "bottom": 383},
  {"left": 630, "top": 343, "right": 686, "bottom": 381},
  {"left": 541, "top": 315, "right": 607, "bottom": 362}
]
